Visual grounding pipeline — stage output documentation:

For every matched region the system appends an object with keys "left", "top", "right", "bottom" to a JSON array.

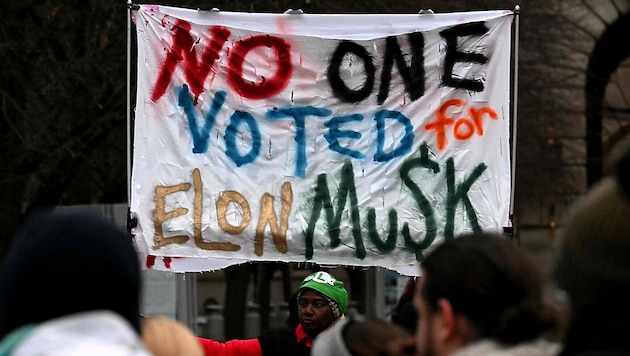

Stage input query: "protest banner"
[{"left": 130, "top": 5, "right": 514, "bottom": 275}]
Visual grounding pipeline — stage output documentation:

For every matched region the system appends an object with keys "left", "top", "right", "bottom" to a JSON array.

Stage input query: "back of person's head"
[
  {"left": 297, "top": 270, "right": 349, "bottom": 320},
  {"left": 312, "top": 316, "right": 415, "bottom": 356},
  {"left": 420, "top": 232, "right": 555, "bottom": 345},
  {"left": 0, "top": 208, "right": 142, "bottom": 338},
  {"left": 551, "top": 137, "right": 630, "bottom": 353},
  {"left": 142, "top": 316, "right": 204, "bottom": 356}
]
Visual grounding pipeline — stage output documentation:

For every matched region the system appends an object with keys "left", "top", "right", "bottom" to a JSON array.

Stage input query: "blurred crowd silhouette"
[{"left": 1, "top": 139, "right": 629, "bottom": 355}]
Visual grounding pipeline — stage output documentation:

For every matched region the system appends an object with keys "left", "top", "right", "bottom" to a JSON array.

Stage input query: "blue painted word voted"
[{"left": 179, "top": 85, "right": 414, "bottom": 178}]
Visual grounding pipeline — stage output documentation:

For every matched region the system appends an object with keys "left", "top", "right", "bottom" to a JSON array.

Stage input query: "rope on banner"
[
  {"left": 197, "top": 7, "right": 220, "bottom": 12},
  {"left": 127, "top": 1, "right": 139, "bottom": 10}
]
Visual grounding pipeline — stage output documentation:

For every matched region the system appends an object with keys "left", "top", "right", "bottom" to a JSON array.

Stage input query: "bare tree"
[{"left": 0, "top": 1, "right": 128, "bottom": 257}]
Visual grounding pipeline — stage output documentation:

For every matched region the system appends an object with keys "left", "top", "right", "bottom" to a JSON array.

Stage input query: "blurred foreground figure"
[
  {"left": 198, "top": 270, "right": 348, "bottom": 356},
  {"left": 312, "top": 316, "right": 415, "bottom": 356},
  {"left": 551, "top": 138, "right": 630, "bottom": 355},
  {"left": 390, "top": 278, "right": 418, "bottom": 334},
  {"left": 0, "top": 209, "right": 149, "bottom": 355},
  {"left": 415, "top": 232, "right": 559, "bottom": 356}
]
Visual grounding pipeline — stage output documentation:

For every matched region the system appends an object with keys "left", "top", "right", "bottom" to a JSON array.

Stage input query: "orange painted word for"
[{"left": 424, "top": 99, "right": 498, "bottom": 150}]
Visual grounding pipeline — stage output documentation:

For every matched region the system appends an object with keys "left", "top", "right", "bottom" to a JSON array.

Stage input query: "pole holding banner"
[
  {"left": 127, "top": 2, "right": 198, "bottom": 331},
  {"left": 125, "top": 1, "right": 140, "bottom": 240},
  {"left": 506, "top": 5, "right": 520, "bottom": 240},
  {"left": 126, "top": 0, "right": 132, "bottom": 206},
  {"left": 125, "top": 2, "right": 138, "bottom": 240}
]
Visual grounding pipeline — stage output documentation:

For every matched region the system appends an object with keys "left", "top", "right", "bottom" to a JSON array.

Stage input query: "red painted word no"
[{"left": 151, "top": 21, "right": 292, "bottom": 104}]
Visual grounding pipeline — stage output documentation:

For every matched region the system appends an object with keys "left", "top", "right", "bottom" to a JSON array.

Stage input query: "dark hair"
[
  {"left": 551, "top": 137, "right": 630, "bottom": 354},
  {"left": 390, "top": 278, "right": 418, "bottom": 334},
  {"left": 287, "top": 290, "right": 299, "bottom": 328},
  {"left": 420, "top": 232, "right": 555, "bottom": 345},
  {"left": 343, "top": 317, "right": 414, "bottom": 356},
  {"left": 613, "top": 135, "right": 630, "bottom": 198}
]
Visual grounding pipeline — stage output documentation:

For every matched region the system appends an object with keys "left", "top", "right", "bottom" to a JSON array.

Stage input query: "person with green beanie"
[
  {"left": 298, "top": 271, "right": 348, "bottom": 320},
  {"left": 198, "top": 270, "right": 348, "bottom": 356}
]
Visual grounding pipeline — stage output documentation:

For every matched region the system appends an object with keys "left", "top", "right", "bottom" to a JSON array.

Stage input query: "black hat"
[{"left": 0, "top": 208, "right": 142, "bottom": 337}]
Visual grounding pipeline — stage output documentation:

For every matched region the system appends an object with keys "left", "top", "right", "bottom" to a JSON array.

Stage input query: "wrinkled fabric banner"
[{"left": 131, "top": 5, "right": 513, "bottom": 275}]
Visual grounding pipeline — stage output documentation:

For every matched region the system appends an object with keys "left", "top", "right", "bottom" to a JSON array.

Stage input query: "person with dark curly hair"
[{"left": 414, "top": 232, "right": 559, "bottom": 356}]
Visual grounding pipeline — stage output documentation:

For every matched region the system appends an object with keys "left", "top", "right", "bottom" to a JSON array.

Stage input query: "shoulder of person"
[
  {"left": 11, "top": 311, "right": 149, "bottom": 356},
  {"left": 453, "top": 339, "right": 561, "bottom": 356}
]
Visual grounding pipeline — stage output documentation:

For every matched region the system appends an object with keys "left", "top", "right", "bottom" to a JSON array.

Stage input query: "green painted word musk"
[{"left": 305, "top": 144, "right": 487, "bottom": 261}]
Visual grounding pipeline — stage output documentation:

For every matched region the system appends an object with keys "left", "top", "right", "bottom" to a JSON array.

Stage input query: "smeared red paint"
[
  {"left": 227, "top": 35, "right": 292, "bottom": 100},
  {"left": 163, "top": 257, "right": 172, "bottom": 268},
  {"left": 275, "top": 17, "right": 290, "bottom": 34},
  {"left": 146, "top": 255, "right": 157, "bottom": 269},
  {"left": 151, "top": 21, "right": 231, "bottom": 104}
]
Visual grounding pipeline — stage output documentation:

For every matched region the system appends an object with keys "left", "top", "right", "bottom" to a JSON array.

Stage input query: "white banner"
[{"left": 131, "top": 5, "right": 513, "bottom": 275}]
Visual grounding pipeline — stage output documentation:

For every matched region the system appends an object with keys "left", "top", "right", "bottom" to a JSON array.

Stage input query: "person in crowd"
[
  {"left": 390, "top": 277, "right": 418, "bottom": 334},
  {"left": 286, "top": 290, "right": 300, "bottom": 328},
  {"left": 414, "top": 232, "right": 559, "bottom": 356},
  {"left": 551, "top": 137, "right": 630, "bottom": 355},
  {"left": 311, "top": 316, "right": 415, "bottom": 356},
  {"left": 0, "top": 208, "right": 150, "bottom": 355},
  {"left": 198, "top": 270, "right": 348, "bottom": 356},
  {"left": 142, "top": 316, "right": 204, "bottom": 356}
]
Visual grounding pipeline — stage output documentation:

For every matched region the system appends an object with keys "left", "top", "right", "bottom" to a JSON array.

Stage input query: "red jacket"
[{"left": 198, "top": 324, "right": 313, "bottom": 356}]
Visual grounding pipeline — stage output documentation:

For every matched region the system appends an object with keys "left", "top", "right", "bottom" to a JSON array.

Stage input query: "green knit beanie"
[{"left": 298, "top": 271, "right": 348, "bottom": 318}]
